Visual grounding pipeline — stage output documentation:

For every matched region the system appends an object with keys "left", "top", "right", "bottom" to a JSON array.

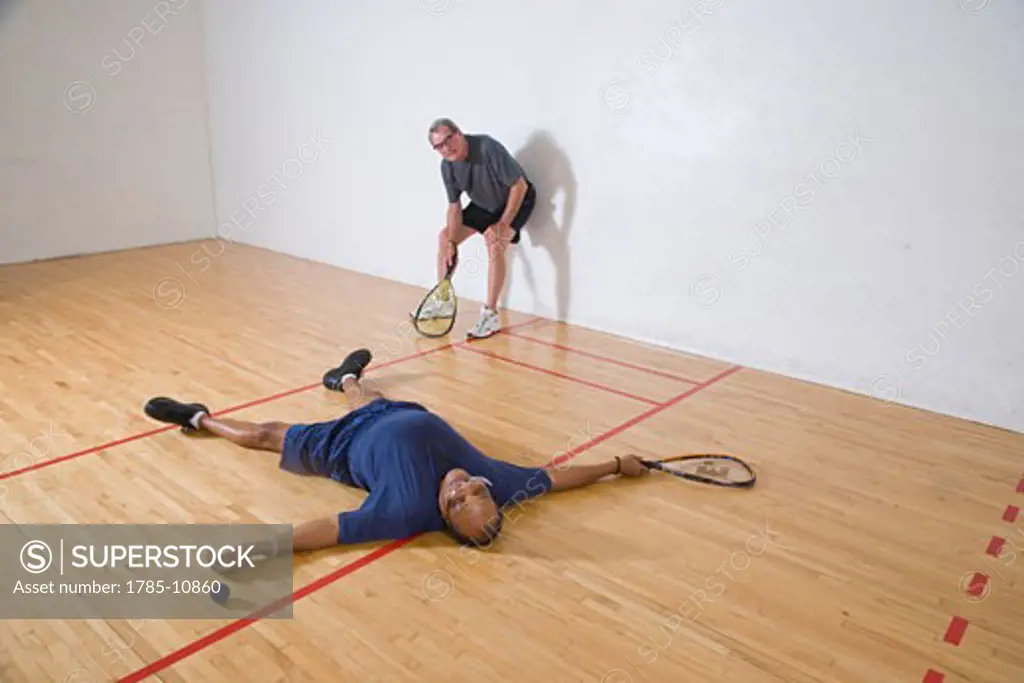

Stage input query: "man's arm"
[
  {"left": 545, "top": 454, "right": 647, "bottom": 492},
  {"left": 231, "top": 516, "right": 337, "bottom": 567},
  {"left": 497, "top": 176, "right": 528, "bottom": 227},
  {"left": 446, "top": 201, "right": 463, "bottom": 243},
  {"left": 209, "top": 516, "right": 336, "bottom": 577},
  {"left": 291, "top": 516, "right": 339, "bottom": 551},
  {"left": 223, "top": 503, "right": 392, "bottom": 573},
  {"left": 480, "top": 136, "right": 528, "bottom": 230},
  {"left": 441, "top": 162, "right": 463, "bottom": 242},
  {"left": 546, "top": 459, "right": 618, "bottom": 491}
]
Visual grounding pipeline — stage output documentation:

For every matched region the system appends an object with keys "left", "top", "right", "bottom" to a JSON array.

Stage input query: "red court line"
[
  {"left": 0, "top": 425, "right": 175, "bottom": 482},
  {"left": 0, "top": 317, "right": 548, "bottom": 483},
  {"left": 115, "top": 536, "right": 418, "bottom": 683},
  {"left": 965, "top": 572, "right": 988, "bottom": 597},
  {"left": 0, "top": 380, "right": 341, "bottom": 482},
  {"left": 505, "top": 331, "right": 701, "bottom": 384},
  {"left": 927, "top": 475, "right": 1024, "bottom": 681},
  {"left": 117, "top": 537, "right": 418, "bottom": 683},
  {"left": 943, "top": 616, "right": 969, "bottom": 646},
  {"left": 458, "top": 345, "right": 662, "bottom": 406},
  {"left": 549, "top": 364, "right": 744, "bottom": 466},
  {"left": 116, "top": 364, "right": 744, "bottom": 682},
  {"left": 986, "top": 536, "right": 1006, "bottom": 557}
]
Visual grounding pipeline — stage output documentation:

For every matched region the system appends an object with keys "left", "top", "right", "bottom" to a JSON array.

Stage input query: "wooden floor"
[{"left": 1, "top": 241, "right": 1021, "bottom": 683}]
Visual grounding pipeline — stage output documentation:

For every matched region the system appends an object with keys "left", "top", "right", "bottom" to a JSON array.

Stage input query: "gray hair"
[{"left": 428, "top": 117, "right": 461, "bottom": 140}]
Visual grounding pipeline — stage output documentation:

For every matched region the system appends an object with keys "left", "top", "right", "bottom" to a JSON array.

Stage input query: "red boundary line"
[
  {"left": 505, "top": 330, "right": 702, "bottom": 385},
  {"left": 116, "top": 364, "right": 743, "bottom": 682},
  {"left": 457, "top": 345, "right": 662, "bottom": 406},
  {"left": 550, "top": 364, "right": 743, "bottom": 468},
  {"left": 0, "top": 425, "right": 177, "bottom": 481},
  {"left": 0, "top": 317, "right": 548, "bottom": 483},
  {"left": 965, "top": 572, "right": 988, "bottom": 597},
  {"left": 926, "top": 471, "right": 1024, "bottom": 680},
  {"left": 943, "top": 616, "right": 968, "bottom": 646},
  {"left": 116, "top": 538, "right": 417, "bottom": 683},
  {"left": 985, "top": 536, "right": 1006, "bottom": 557}
]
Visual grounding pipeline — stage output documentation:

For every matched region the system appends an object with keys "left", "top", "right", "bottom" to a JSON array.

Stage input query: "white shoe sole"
[{"left": 467, "top": 325, "right": 500, "bottom": 339}]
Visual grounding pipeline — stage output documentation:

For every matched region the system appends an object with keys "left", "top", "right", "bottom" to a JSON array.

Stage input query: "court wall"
[
  {"left": 201, "top": 1, "right": 1024, "bottom": 432},
  {"left": 0, "top": 0, "right": 214, "bottom": 266}
]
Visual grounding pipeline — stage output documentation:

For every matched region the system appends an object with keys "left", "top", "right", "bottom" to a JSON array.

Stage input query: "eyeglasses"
[{"left": 431, "top": 131, "right": 457, "bottom": 151}]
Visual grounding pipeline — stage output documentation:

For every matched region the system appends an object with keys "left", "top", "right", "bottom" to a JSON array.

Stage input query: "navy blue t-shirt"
[{"left": 331, "top": 404, "right": 552, "bottom": 545}]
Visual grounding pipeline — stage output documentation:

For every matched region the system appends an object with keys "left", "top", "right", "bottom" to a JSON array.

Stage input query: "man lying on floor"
[{"left": 143, "top": 348, "right": 648, "bottom": 558}]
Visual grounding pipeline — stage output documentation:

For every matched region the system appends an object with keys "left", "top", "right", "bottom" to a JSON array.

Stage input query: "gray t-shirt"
[{"left": 441, "top": 134, "right": 528, "bottom": 213}]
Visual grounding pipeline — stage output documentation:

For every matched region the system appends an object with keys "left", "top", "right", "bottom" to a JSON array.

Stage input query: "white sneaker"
[
  {"left": 467, "top": 307, "right": 500, "bottom": 339},
  {"left": 412, "top": 296, "right": 455, "bottom": 320}
]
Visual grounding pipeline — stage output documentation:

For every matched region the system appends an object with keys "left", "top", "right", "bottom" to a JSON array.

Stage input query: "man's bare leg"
[
  {"left": 142, "top": 397, "right": 289, "bottom": 452},
  {"left": 436, "top": 223, "right": 476, "bottom": 281},
  {"left": 147, "top": 348, "right": 384, "bottom": 453},
  {"left": 196, "top": 415, "right": 290, "bottom": 452},
  {"left": 466, "top": 224, "right": 514, "bottom": 339},
  {"left": 340, "top": 374, "right": 385, "bottom": 411},
  {"left": 484, "top": 223, "right": 514, "bottom": 310}
]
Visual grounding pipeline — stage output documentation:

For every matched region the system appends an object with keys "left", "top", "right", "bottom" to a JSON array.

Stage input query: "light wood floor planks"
[{"left": 1, "top": 241, "right": 1021, "bottom": 683}]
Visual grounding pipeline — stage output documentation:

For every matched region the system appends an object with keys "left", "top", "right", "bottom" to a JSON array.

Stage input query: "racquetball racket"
[
  {"left": 411, "top": 254, "right": 458, "bottom": 338},
  {"left": 642, "top": 454, "right": 756, "bottom": 488}
]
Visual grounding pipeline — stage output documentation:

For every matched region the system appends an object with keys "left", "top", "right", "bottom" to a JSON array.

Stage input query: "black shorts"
[{"left": 461, "top": 182, "right": 536, "bottom": 245}]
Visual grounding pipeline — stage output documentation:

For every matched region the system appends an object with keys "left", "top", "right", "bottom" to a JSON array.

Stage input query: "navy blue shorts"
[{"left": 279, "top": 398, "right": 427, "bottom": 485}]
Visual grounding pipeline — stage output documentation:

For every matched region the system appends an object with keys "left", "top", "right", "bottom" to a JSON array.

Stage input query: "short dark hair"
[{"left": 447, "top": 509, "right": 504, "bottom": 548}]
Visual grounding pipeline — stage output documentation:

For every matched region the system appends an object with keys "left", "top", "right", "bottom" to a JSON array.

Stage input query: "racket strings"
[
  {"left": 429, "top": 282, "right": 453, "bottom": 305},
  {"left": 659, "top": 456, "right": 755, "bottom": 485},
  {"left": 413, "top": 282, "right": 456, "bottom": 337}
]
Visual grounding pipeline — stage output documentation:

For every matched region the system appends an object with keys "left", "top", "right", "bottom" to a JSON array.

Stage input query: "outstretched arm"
[
  {"left": 220, "top": 501, "right": 404, "bottom": 575},
  {"left": 216, "top": 517, "right": 338, "bottom": 575},
  {"left": 545, "top": 454, "right": 648, "bottom": 492},
  {"left": 290, "top": 517, "right": 340, "bottom": 551}
]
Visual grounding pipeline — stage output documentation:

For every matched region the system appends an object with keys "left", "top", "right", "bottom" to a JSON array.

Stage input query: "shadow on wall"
[{"left": 502, "top": 130, "right": 577, "bottom": 321}]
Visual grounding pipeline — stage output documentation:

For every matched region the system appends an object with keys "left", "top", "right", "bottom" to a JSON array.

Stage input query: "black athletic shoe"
[
  {"left": 322, "top": 348, "right": 373, "bottom": 391},
  {"left": 144, "top": 396, "right": 211, "bottom": 433}
]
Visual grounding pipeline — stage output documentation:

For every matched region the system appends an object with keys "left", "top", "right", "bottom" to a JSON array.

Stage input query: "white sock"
[
  {"left": 189, "top": 411, "right": 207, "bottom": 429},
  {"left": 340, "top": 373, "right": 357, "bottom": 385}
]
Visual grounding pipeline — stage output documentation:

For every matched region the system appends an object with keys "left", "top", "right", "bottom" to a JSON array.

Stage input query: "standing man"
[{"left": 427, "top": 118, "right": 536, "bottom": 339}]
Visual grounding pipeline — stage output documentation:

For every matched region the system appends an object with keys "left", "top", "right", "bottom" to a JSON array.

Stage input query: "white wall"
[
  {"left": 0, "top": 0, "right": 215, "bottom": 265},
  {"left": 200, "top": 0, "right": 1024, "bottom": 433}
]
